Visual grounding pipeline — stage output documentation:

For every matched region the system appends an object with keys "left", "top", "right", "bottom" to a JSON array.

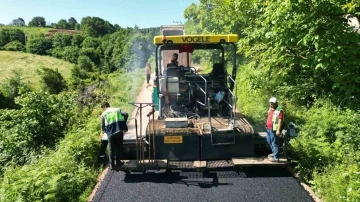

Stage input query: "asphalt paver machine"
[{"left": 119, "top": 34, "right": 294, "bottom": 173}]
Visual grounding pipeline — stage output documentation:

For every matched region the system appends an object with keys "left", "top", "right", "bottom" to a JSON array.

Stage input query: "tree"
[
  {"left": 0, "top": 28, "right": 26, "bottom": 47},
  {"left": 68, "top": 17, "right": 77, "bottom": 30},
  {"left": 4, "top": 41, "right": 25, "bottom": 51},
  {"left": 235, "top": 0, "right": 360, "bottom": 105},
  {"left": 56, "top": 19, "right": 69, "bottom": 29},
  {"left": 26, "top": 37, "right": 52, "bottom": 55},
  {"left": 71, "top": 34, "right": 84, "bottom": 48},
  {"left": 51, "top": 33, "right": 73, "bottom": 48},
  {"left": 1, "top": 70, "right": 31, "bottom": 109},
  {"left": 37, "top": 67, "right": 67, "bottom": 94},
  {"left": 114, "top": 24, "right": 120, "bottom": 31},
  {"left": 79, "top": 48, "right": 101, "bottom": 65},
  {"left": 80, "top": 16, "right": 115, "bottom": 37},
  {"left": 62, "top": 46, "right": 80, "bottom": 63},
  {"left": 28, "top": 16, "right": 46, "bottom": 27},
  {"left": 18, "top": 18, "right": 25, "bottom": 24},
  {"left": 81, "top": 37, "right": 101, "bottom": 49}
]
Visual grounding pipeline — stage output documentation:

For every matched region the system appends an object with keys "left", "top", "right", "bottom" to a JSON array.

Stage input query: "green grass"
[
  {"left": 0, "top": 26, "right": 52, "bottom": 36},
  {"left": 0, "top": 51, "right": 73, "bottom": 88}
]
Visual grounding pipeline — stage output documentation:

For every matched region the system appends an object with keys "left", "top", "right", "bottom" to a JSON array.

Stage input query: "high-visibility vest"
[
  {"left": 269, "top": 106, "right": 283, "bottom": 131},
  {"left": 102, "top": 108, "right": 127, "bottom": 135}
]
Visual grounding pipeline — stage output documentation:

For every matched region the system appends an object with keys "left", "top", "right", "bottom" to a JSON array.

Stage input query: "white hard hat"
[{"left": 269, "top": 97, "right": 277, "bottom": 103}]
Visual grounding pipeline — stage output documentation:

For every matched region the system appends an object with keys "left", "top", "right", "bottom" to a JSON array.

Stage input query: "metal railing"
[
  {"left": 129, "top": 102, "right": 157, "bottom": 170},
  {"left": 186, "top": 67, "right": 207, "bottom": 106},
  {"left": 196, "top": 73, "right": 207, "bottom": 106},
  {"left": 227, "top": 75, "right": 237, "bottom": 127}
]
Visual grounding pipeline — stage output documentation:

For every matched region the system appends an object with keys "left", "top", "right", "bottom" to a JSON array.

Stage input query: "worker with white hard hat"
[{"left": 265, "top": 97, "right": 284, "bottom": 162}]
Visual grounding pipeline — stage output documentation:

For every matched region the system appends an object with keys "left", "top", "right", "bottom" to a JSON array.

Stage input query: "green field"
[
  {"left": 0, "top": 26, "right": 52, "bottom": 36},
  {"left": 0, "top": 51, "right": 73, "bottom": 88}
]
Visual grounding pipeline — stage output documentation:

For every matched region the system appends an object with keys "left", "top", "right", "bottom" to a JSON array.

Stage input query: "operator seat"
[
  {"left": 166, "top": 64, "right": 180, "bottom": 77},
  {"left": 210, "top": 63, "right": 226, "bottom": 87},
  {"left": 210, "top": 63, "right": 226, "bottom": 77}
]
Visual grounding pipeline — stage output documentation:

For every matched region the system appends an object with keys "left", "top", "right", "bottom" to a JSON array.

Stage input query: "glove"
[{"left": 101, "top": 132, "right": 108, "bottom": 140}]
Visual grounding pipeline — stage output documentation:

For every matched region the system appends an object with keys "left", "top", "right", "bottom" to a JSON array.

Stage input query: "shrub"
[
  {"left": 26, "top": 37, "right": 52, "bottom": 55},
  {"left": 51, "top": 33, "right": 73, "bottom": 48},
  {"left": 0, "top": 91, "right": 75, "bottom": 169},
  {"left": 37, "top": 67, "right": 67, "bottom": 94},
  {"left": 81, "top": 37, "right": 101, "bottom": 49},
  {"left": 63, "top": 46, "right": 80, "bottom": 64},
  {"left": 0, "top": 118, "right": 100, "bottom": 202},
  {"left": 50, "top": 47, "right": 64, "bottom": 58},
  {"left": 79, "top": 48, "right": 101, "bottom": 65},
  {"left": 71, "top": 34, "right": 85, "bottom": 48},
  {"left": 0, "top": 70, "right": 145, "bottom": 201},
  {"left": 0, "top": 28, "right": 26, "bottom": 47},
  {"left": 4, "top": 41, "right": 25, "bottom": 52},
  {"left": 313, "top": 163, "right": 360, "bottom": 202}
]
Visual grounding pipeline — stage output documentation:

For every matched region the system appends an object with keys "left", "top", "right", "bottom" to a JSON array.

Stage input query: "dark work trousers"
[
  {"left": 146, "top": 74, "right": 151, "bottom": 84},
  {"left": 108, "top": 131, "right": 124, "bottom": 166},
  {"left": 99, "top": 140, "right": 108, "bottom": 165}
]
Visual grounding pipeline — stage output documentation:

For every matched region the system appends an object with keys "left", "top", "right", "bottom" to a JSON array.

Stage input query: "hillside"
[
  {"left": 0, "top": 26, "right": 80, "bottom": 37},
  {"left": 0, "top": 51, "right": 73, "bottom": 88},
  {"left": 0, "top": 26, "right": 52, "bottom": 36}
]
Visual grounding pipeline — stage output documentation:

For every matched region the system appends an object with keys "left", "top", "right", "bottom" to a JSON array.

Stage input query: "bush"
[
  {"left": 63, "top": 46, "right": 80, "bottom": 63},
  {"left": 50, "top": 47, "right": 64, "bottom": 58},
  {"left": 0, "top": 118, "right": 100, "bottom": 202},
  {"left": 1, "top": 69, "right": 32, "bottom": 109},
  {"left": 37, "top": 67, "right": 67, "bottom": 94},
  {"left": 0, "top": 28, "right": 26, "bottom": 47},
  {"left": 26, "top": 37, "right": 52, "bottom": 55},
  {"left": 77, "top": 56, "right": 95, "bottom": 72},
  {"left": 79, "top": 48, "right": 101, "bottom": 65},
  {"left": 71, "top": 34, "right": 85, "bottom": 48},
  {"left": 0, "top": 91, "right": 75, "bottom": 169},
  {"left": 313, "top": 163, "right": 360, "bottom": 202},
  {"left": 81, "top": 37, "right": 101, "bottom": 49},
  {"left": 0, "top": 70, "right": 146, "bottom": 201},
  {"left": 286, "top": 101, "right": 360, "bottom": 201},
  {"left": 51, "top": 33, "right": 73, "bottom": 48},
  {"left": 4, "top": 41, "right": 25, "bottom": 52}
]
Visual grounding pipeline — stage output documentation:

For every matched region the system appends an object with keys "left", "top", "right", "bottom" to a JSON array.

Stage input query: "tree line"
[
  {"left": 184, "top": 1, "right": 360, "bottom": 201},
  {"left": 0, "top": 16, "right": 158, "bottom": 99},
  {"left": 0, "top": 16, "right": 158, "bottom": 201}
]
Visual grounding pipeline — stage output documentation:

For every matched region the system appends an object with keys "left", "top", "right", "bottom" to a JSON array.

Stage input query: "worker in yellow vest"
[
  {"left": 265, "top": 97, "right": 284, "bottom": 162},
  {"left": 100, "top": 102, "right": 128, "bottom": 169}
]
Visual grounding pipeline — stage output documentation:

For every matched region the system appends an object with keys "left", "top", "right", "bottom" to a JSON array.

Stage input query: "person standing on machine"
[{"left": 266, "top": 97, "right": 284, "bottom": 162}]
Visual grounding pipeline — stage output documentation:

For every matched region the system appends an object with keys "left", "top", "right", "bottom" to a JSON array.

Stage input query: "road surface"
[{"left": 91, "top": 167, "right": 314, "bottom": 202}]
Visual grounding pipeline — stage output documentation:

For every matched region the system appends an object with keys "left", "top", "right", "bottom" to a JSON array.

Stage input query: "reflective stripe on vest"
[
  {"left": 271, "top": 106, "right": 282, "bottom": 131},
  {"left": 103, "top": 108, "right": 124, "bottom": 127}
]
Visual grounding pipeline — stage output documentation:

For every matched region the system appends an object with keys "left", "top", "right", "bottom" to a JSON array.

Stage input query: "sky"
[{"left": 0, "top": 0, "right": 199, "bottom": 28}]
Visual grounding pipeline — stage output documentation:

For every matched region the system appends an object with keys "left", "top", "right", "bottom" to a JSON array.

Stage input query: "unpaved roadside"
[{"left": 87, "top": 74, "right": 154, "bottom": 202}]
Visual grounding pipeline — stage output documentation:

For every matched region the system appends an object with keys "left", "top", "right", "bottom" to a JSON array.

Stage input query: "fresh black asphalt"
[{"left": 91, "top": 166, "right": 315, "bottom": 202}]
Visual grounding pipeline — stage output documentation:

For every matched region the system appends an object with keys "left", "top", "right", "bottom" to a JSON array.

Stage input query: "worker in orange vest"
[{"left": 265, "top": 97, "right": 284, "bottom": 162}]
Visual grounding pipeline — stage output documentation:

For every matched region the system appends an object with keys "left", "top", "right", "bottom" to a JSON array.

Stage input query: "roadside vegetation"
[
  {"left": 0, "top": 16, "right": 156, "bottom": 201},
  {"left": 0, "top": 51, "right": 72, "bottom": 88},
  {"left": 184, "top": 1, "right": 360, "bottom": 201}
]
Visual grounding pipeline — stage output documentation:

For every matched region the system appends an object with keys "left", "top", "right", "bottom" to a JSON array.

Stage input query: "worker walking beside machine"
[{"left": 100, "top": 102, "right": 129, "bottom": 170}]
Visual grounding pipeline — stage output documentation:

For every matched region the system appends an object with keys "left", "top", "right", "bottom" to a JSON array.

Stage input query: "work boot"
[
  {"left": 110, "top": 164, "right": 115, "bottom": 170},
  {"left": 270, "top": 157, "right": 279, "bottom": 162},
  {"left": 116, "top": 161, "right": 124, "bottom": 166}
]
